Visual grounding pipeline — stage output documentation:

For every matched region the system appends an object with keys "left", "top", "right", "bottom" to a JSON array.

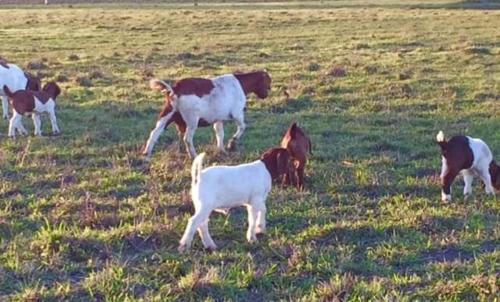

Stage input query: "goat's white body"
[
  {"left": 176, "top": 75, "right": 246, "bottom": 124},
  {"left": 179, "top": 153, "right": 271, "bottom": 251},
  {"left": 9, "top": 97, "right": 59, "bottom": 138},
  {"left": 0, "top": 64, "right": 29, "bottom": 119},
  {"left": 144, "top": 74, "right": 247, "bottom": 159},
  {"left": 440, "top": 136, "right": 494, "bottom": 201}
]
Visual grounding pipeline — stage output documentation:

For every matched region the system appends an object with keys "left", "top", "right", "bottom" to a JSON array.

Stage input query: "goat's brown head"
[
  {"left": 234, "top": 70, "right": 272, "bottom": 99},
  {"left": 0, "top": 58, "right": 8, "bottom": 69},
  {"left": 490, "top": 161, "right": 500, "bottom": 191},
  {"left": 25, "top": 72, "right": 41, "bottom": 91},
  {"left": 255, "top": 71, "right": 272, "bottom": 99},
  {"left": 42, "top": 82, "right": 61, "bottom": 100},
  {"left": 260, "top": 147, "right": 293, "bottom": 180},
  {"left": 281, "top": 122, "right": 313, "bottom": 156}
]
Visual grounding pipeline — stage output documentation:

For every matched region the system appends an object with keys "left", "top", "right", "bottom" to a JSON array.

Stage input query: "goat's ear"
[
  {"left": 53, "top": 83, "right": 61, "bottom": 98},
  {"left": 289, "top": 122, "right": 297, "bottom": 139}
]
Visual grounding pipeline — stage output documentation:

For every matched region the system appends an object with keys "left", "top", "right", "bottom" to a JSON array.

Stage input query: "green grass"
[{"left": 0, "top": 2, "right": 499, "bottom": 301}]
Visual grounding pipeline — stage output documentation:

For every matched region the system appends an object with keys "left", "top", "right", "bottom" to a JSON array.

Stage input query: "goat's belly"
[
  {"left": 200, "top": 110, "right": 233, "bottom": 124},
  {"left": 213, "top": 197, "right": 249, "bottom": 209}
]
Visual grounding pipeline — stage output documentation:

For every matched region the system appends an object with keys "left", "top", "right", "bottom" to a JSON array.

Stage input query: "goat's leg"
[
  {"left": 178, "top": 209, "right": 210, "bottom": 252},
  {"left": 8, "top": 113, "right": 18, "bottom": 138},
  {"left": 17, "top": 117, "right": 28, "bottom": 136},
  {"left": 462, "top": 170, "right": 474, "bottom": 197},
  {"left": 48, "top": 109, "right": 60, "bottom": 135},
  {"left": 296, "top": 161, "right": 305, "bottom": 191},
  {"left": 1, "top": 96, "right": 9, "bottom": 119},
  {"left": 183, "top": 126, "right": 197, "bottom": 159},
  {"left": 32, "top": 113, "right": 42, "bottom": 136},
  {"left": 477, "top": 165, "right": 495, "bottom": 196},
  {"left": 253, "top": 200, "right": 267, "bottom": 235},
  {"left": 142, "top": 111, "right": 174, "bottom": 158},
  {"left": 227, "top": 113, "right": 246, "bottom": 151},
  {"left": 175, "top": 124, "right": 186, "bottom": 152},
  {"left": 213, "top": 121, "right": 226, "bottom": 154},
  {"left": 246, "top": 204, "right": 258, "bottom": 243},
  {"left": 441, "top": 167, "right": 459, "bottom": 202},
  {"left": 197, "top": 220, "right": 217, "bottom": 251}
]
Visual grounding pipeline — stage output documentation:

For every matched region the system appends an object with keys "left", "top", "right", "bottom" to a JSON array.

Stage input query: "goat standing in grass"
[
  {"left": 3, "top": 82, "right": 61, "bottom": 138},
  {"left": 436, "top": 130, "right": 500, "bottom": 202},
  {"left": 281, "top": 122, "right": 312, "bottom": 190},
  {"left": 178, "top": 147, "right": 292, "bottom": 252},
  {"left": 143, "top": 71, "right": 271, "bottom": 160}
]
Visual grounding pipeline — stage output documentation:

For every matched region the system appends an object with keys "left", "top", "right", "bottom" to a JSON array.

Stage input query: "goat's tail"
[
  {"left": 436, "top": 130, "right": 447, "bottom": 151},
  {"left": 2, "top": 85, "right": 14, "bottom": 98},
  {"left": 191, "top": 153, "right": 205, "bottom": 186},
  {"left": 149, "top": 79, "right": 174, "bottom": 95}
]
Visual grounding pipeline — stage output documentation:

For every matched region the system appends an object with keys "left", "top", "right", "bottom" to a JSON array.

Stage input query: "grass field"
[{"left": 0, "top": 1, "right": 499, "bottom": 301}]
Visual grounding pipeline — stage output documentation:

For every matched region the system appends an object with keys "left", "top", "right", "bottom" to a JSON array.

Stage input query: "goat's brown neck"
[{"left": 234, "top": 72, "right": 259, "bottom": 95}]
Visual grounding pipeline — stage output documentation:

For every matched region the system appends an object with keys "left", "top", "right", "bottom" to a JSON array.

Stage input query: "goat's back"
[
  {"left": 192, "top": 160, "right": 272, "bottom": 208},
  {"left": 0, "top": 64, "right": 28, "bottom": 95},
  {"left": 177, "top": 74, "right": 246, "bottom": 123},
  {"left": 467, "top": 136, "right": 493, "bottom": 168}
]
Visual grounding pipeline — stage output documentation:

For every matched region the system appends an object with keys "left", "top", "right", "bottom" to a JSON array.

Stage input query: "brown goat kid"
[{"left": 281, "top": 122, "right": 312, "bottom": 190}]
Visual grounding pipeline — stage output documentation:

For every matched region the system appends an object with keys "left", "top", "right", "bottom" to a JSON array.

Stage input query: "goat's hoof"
[
  {"left": 246, "top": 236, "right": 257, "bottom": 243},
  {"left": 3, "top": 115, "right": 9, "bottom": 120},
  {"left": 441, "top": 195, "right": 451, "bottom": 203},
  {"left": 52, "top": 131, "right": 61, "bottom": 136},
  {"left": 256, "top": 226, "right": 266, "bottom": 234},
  {"left": 205, "top": 245, "right": 217, "bottom": 252},
  {"left": 227, "top": 139, "right": 237, "bottom": 151},
  {"left": 177, "top": 244, "right": 188, "bottom": 253}
]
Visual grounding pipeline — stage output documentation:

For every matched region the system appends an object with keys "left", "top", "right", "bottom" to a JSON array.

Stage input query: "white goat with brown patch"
[
  {"left": 178, "top": 148, "right": 292, "bottom": 252},
  {"left": 436, "top": 131, "right": 500, "bottom": 202},
  {"left": 143, "top": 71, "right": 271, "bottom": 160},
  {"left": 3, "top": 82, "right": 61, "bottom": 138}
]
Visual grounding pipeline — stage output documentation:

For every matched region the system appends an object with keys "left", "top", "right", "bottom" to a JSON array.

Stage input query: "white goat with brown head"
[{"left": 143, "top": 71, "right": 272, "bottom": 160}]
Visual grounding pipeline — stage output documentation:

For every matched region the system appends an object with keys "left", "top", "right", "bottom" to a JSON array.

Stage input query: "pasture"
[{"left": 0, "top": 1, "right": 499, "bottom": 300}]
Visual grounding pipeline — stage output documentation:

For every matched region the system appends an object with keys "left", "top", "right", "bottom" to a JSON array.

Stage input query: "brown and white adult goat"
[
  {"left": 142, "top": 71, "right": 272, "bottom": 160},
  {"left": 0, "top": 59, "right": 41, "bottom": 119},
  {"left": 281, "top": 122, "right": 312, "bottom": 190}
]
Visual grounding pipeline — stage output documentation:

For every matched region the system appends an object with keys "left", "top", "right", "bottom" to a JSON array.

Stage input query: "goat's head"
[
  {"left": 25, "top": 72, "right": 41, "bottom": 91},
  {"left": 42, "top": 82, "right": 61, "bottom": 100},
  {"left": 255, "top": 70, "right": 272, "bottom": 99},
  {"left": 260, "top": 147, "right": 293, "bottom": 180},
  {"left": 150, "top": 79, "right": 175, "bottom": 100},
  {"left": 490, "top": 161, "right": 500, "bottom": 191},
  {"left": 0, "top": 58, "right": 8, "bottom": 69}
]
